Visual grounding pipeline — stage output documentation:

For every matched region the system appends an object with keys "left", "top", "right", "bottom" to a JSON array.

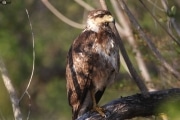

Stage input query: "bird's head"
[{"left": 86, "top": 10, "right": 114, "bottom": 32}]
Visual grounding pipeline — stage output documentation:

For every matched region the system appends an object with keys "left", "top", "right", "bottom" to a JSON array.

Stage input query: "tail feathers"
[
  {"left": 72, "top": 110, "right": 78, "bottom": 120},
  {"left": 72, "top": 107, "right": 91, "bottom": 120}
]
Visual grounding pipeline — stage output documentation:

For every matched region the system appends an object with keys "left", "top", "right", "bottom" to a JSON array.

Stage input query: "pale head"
[{"left": 86, "top": 10, "right": 114, "bottom": 32}]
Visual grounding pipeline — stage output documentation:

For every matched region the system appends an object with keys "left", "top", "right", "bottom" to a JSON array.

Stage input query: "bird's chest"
[
  {"left": 91, "top": 38, "right": 118, "bottom": 90},
  {"left": 92, "top": 38, "right": 118, "bottom": 69}
]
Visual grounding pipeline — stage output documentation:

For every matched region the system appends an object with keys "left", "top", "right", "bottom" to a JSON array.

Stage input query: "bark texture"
[{"left": 77, "top": 88, "right": 180, "bottom": 120}]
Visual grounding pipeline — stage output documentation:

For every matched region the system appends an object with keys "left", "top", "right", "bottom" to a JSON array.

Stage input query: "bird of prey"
[{"left": 66, "top": 9, "right": 120, "bottom": 120}]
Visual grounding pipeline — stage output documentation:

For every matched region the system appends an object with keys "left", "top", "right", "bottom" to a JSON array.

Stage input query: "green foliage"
[
  {"left": 158, "top": 100, "right": 180, "bottom": 120},
  {"left": 36, "top": 78, "right": 71, "bottom": 120}
]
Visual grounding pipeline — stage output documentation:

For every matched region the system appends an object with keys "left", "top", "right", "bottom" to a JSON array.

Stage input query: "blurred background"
[{"left": 0, "top": 0, "right": 180, "bottom": 120}]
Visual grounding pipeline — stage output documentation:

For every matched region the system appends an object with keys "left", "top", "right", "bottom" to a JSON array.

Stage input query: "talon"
[
  {"left": 93, "top": 106, "right": 106, "bottom": 117},
  {"left": 90, "top": 90, "right": 106, "bottom": 117}
]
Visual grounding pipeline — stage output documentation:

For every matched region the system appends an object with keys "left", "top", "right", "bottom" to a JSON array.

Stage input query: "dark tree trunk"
[{"left": 77, "top": 88, "right": 180, "bottom": 120}]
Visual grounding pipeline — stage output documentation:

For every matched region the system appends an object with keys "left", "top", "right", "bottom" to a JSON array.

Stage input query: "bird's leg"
[{"left": 91, "top": 90, "right": 106, "bottom": 117}]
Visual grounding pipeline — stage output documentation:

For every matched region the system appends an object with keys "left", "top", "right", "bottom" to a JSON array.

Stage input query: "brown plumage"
[{"left": 66, "top": 9, "right": 120, "bottom": 120}]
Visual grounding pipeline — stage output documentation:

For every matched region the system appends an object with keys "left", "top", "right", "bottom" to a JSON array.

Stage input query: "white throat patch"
[{"left": 86, "top": 19, "right": 99, "bottom": 32}]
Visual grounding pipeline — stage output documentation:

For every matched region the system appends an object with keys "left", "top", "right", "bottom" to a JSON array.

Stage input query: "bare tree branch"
[
  {"left": 0, "top": 58, "right": 22, "bottom": 120},
  {"left": 77, "top": 88, "right": 180, "bottom": 120},
  {"left": 41, "top": 0, "right": 85, "bottom": 29},
  {"left": 99, "top": 0, "right": 108, "bottom": 10},
  {"left": 74, "top": 0, "right": 94, "bottom": 11},
  {"left": 119, "top": 0, "right": 180, "bottom": 79}
]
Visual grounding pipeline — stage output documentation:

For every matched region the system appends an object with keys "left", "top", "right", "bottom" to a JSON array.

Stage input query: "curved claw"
[{"left": 93, "top": 106, "right": 106, "bottom": 117}]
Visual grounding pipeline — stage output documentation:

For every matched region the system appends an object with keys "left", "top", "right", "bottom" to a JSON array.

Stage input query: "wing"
[{"left": 66, "top": 30, "right": 96, "bottom": 119}]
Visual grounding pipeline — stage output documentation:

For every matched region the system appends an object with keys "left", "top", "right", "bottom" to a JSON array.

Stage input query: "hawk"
[{"left": 66, "top": 9, "right": 120, "bottom": 120}]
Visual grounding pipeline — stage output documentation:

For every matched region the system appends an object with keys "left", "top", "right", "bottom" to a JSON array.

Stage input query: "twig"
[
  {"left": 147, "top": 0, "right": 164, "bottom": 11},
  {"left": 41, "top": 0, "right": 85, "bottom": 29},
  {"left": 139, "top": 0, "right": 180, "bottom": 46},
  {"left": 19, "top": 9, "right": 35, "bottom": 102},
  {"left": 0, "top": 57, "right": 23, "bottom": 120},
  {"left": 171, "top": 18, "right": 180, "bottom": 37},
  {"left": 26, "top": 91, "right": 31, "bottom": 120},
  {"left": 161, "top": 0, "right": 168, "bottom": 11},
  {"left": 99, "top": 0, "right": 108, "bottom": 10},
  {"left": 77, "top": 88, "right": 180, "bottom": 120},
  {"left": 119, "top": 0, "right": 180, "bottom": 79},
  {"left": 74, "top": 0, "right": 94, "bottom": 11},
  {"left": 160, "top": 0, "right": 180, "bottom": 38},
  {"left": 19, "top": 9, "right": 34, "bottom": 120}
]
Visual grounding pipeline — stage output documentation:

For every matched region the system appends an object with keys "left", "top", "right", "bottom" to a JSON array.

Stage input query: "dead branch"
[
  {"left": 99, "top": 0, "right": 108, "bottom": 10},
  {"left": 77, "top": 88, "right": 180, "bottom": 120},
  {"left": 0, "top": 58, "right": 22, "bottom": 120}
]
